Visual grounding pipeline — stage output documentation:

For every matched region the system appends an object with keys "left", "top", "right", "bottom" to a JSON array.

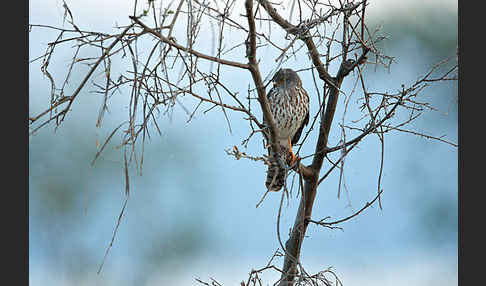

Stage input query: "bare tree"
[{"left": 29, "top": 0, "right": 457, "bottom": 285}]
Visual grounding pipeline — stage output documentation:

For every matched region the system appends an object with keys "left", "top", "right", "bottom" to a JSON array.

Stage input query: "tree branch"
[
  {"left": 129, "top": 15, "right": 249, "bottom": 70},
  {"left": 255, "top": 1, "right": 370, "bottom": 284},
  {"left": 244, "top": 0, "right": 281, "bottom": 158},
  {"left": 256, "top": 0, "right": 337, "bottom": 89},
  {"left": 58, "top": 22, "right": 135, "bottom": 124}
]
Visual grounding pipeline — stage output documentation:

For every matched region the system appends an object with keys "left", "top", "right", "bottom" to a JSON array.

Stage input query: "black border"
[
  {"left": 458, "top": 1, "right": 481, "bottom": 285},
  {"left": 8, "top": 0, "right": 28, "bottom": 284}
]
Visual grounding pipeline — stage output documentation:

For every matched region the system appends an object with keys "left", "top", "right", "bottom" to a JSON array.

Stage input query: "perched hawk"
[{"left": 264, "top": 68, "right": 310, "bottom": 192}]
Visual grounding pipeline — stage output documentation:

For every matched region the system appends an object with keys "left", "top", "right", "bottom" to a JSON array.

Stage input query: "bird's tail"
[{"left": 265, "top": 148, "right": 289, "bottom": 192}]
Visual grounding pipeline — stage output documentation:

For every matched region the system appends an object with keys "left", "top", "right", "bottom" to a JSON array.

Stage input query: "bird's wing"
[{"left": 291, "top": 88, "right": 309, "bottom": 145}]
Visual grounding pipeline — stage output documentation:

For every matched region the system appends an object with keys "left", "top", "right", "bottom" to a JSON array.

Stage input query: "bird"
[{"left": 264, "top": 68, "right": 310, "bottom": 192}]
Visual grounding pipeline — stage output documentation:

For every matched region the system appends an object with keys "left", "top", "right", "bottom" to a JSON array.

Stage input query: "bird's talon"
[{"left": 288, "top": 153, "right": 296, "bottom": 166}]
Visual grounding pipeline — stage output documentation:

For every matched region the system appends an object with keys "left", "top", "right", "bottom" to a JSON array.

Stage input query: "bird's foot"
[{"left": 288, "top": 151, "right": 297, "bottom": 166}]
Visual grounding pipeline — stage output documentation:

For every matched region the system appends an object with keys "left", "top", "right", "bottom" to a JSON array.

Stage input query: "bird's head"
[{"left": 272, "top": 68, "right": 301, "bottom": 88}]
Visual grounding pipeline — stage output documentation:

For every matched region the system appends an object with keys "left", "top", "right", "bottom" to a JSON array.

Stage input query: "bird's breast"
[{"left": 267, "top": 86, "right": 309, "bottom": 141}]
